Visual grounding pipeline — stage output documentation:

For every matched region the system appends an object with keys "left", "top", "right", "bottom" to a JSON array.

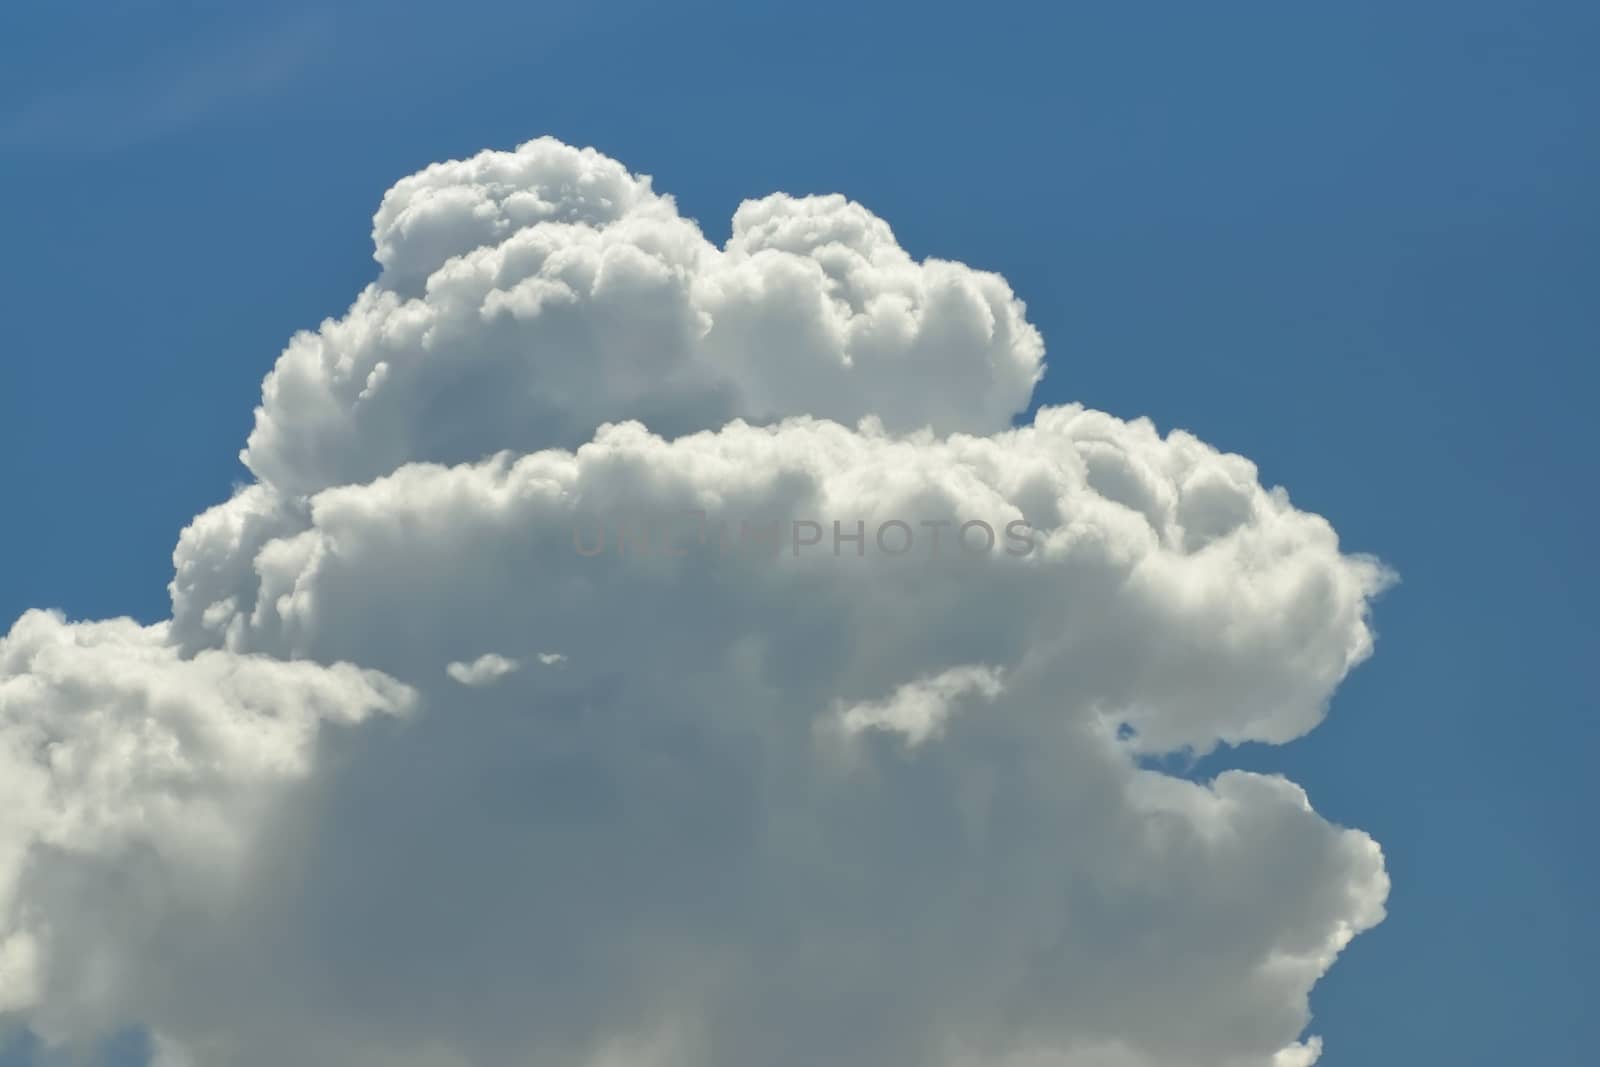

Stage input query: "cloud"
[
  {"left": 831, "top": 665, "right": 1006, "bottom": 747},
  {"left": 0, "top": 610, "right": 412, "bottom": 1043},
  {"left": 446, "top": 653, "right": 522, "bottom": 687},
  {"left": 241, "top": 138, "right": 1045, "bottom": 496},
  {"left": 0, "top": 138, "right": 1389, "bottom": 1066},
  {"left": 1, "top": 11, "right": 333, "bottom": 155}
]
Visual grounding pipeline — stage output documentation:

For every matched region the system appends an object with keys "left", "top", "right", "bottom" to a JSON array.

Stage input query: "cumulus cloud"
[
  {"left": 0, "top": 611, "right": 412, "bottom": 1044},
  {"left": 0, "top": 137, "right": 1390, "bottom": 1066},
  {"left": 242, "top": 139, "right": 1044, "bottom": 497}
]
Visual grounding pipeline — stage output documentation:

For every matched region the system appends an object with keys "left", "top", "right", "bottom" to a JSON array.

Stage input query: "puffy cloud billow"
[{"left": 0, "top": 137, "right": 1390, "bottom": 1066}]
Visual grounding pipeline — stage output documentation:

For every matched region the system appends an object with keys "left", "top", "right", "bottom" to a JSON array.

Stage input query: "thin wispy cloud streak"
[{"left": 1, "top": 10, "right": 333, "bottom": 154}]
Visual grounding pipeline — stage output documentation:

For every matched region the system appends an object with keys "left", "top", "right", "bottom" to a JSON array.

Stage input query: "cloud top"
[{"left": 243, "top": 137, "right": 1045, "bottom": 497}]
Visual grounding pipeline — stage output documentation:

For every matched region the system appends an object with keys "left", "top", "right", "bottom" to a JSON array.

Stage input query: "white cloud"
[
  {"left": 241, "top": 137, "right": 1044, "bottom": 497},
  {"left": 0, "top": 138, "right": 1390, "bottom": 1066},
  {"left": 0, "top": 610, "right": 412, "bottom": 1046},
  {"left": 446, "top": 653, "right": 522, "bottom": 687},
  {"left": 831, "top": 665, "right": 1006, "bottom": 747}
]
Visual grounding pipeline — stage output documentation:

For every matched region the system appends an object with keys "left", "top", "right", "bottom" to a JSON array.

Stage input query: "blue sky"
[{"left": 1, "top": 1, "right": 1595, "bottom": 1064}]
